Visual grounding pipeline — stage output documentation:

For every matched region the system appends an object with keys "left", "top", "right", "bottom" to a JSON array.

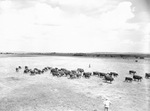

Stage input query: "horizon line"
[{"left": 0, "top": 51, "right": 150, "bottom": 55}]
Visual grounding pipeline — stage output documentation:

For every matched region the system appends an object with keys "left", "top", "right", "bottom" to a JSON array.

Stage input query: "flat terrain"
[{"left": 0, "top": 56, "right": 150, "bottom": 111}]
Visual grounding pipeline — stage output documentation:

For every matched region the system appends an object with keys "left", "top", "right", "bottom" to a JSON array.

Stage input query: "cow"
[
  {"left": 133, "top": 75, "right": 142, "bottom": 82},
  {"left": 24, "top": 69, "right": 30, "bottom": 74},
  {"left": 51, "top": 71, "right": 59, "bottom": 77},
  {"left": 68, "top": 73, "right": 76, "bottom": 79},
  {"left": 71, "top": 70, "right": 77, "bottom": 74},
  {"left": 125, "top": 77, "right": 133, "bottom": 82},
  {"left": 25, "top": 66, "right": 28, "bottom": 69},
  {"left": 129, "top": 70, "right": 136, "bottom": 74},
  {"left": 63, "top": 70, "right": 71, "bottom": 76},
  {"left": 60, "top": 68, "right": 67, "bottom": 72},
  {"left": 51, "top": 68, "right": 59, "bottom": 76},
  {"left": 99, "top": 72, "right": 106, "bottom": 78},
  {"left": 30, "top": 70, "right": 35, "bottom": 76},
  {"left": 77, "top": 68, "right": 84, "bottom": 73},
  {"left": 83, "top": 72, "right": 92, "bottom": 78},
  {"left": 58, "top": 71, "right": 65, "bottom": 77},
  {"left": 104, "top": 75, "right": 114, "bottom": 83},
  {"left": 75, "top": 73, "right": 82, "bottom": 78},
  {"left": 16, "top": 66, "right": 22, "bottom": 72},
  {"left": 51, "top": 68, "right": 58, "bottom": 73},
  {"left": 145, "top": 73, "right": 150, "bottom": 79},
  {"left": 93, "top": 71, "right": 101, "bottom": 76},
  {"left": 110, "top": 72, "right": 118, "bottom": 77}
]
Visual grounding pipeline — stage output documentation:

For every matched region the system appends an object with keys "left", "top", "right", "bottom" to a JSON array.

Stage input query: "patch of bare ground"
[
  {"left": 0, "top": 74, "right": 103, "bottom": 111},
  {"left": 0, "top": 72, "right": 149, "bottom": 111}
]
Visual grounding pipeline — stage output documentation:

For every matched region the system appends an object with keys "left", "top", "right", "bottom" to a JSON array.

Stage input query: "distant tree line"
[{"left": 0, "top": 52, "right": 149, "bottom": 59}]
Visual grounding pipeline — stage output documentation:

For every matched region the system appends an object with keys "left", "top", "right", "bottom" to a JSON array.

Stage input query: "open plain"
[{"left": 0, "top": 55, "right": 150, "bottom": 111}]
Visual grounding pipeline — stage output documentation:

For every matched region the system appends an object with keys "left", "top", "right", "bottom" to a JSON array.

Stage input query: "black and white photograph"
[{"left": 0, "top": 0, "right": 150, "bottom": 111}]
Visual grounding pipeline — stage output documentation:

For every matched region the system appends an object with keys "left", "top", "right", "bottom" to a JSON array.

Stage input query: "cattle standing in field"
[
  {"left": 129, "top": 70, "right": 136, "bottom": 74},
  {"left": 63, "top": 70, "right": 71, "bottom": 77},
  {"left": 16, "top": 66, "right": 22, "bottom": 72},
  {"left": 69, "top": 73, "right": 76, "bottom": 79},
  {"left": 108, "top": 73, "right": 113, "bottom": 77},
  {"left": 93, "top": 71, "right": 106, "bottom": 77},
  {"left": 71, "top": 70, "right": 77, "bottom": 74},
  {"left": 83, "top": 72, "right": 92, "bottom": 78},
  {"left": 67, "top": 70, "right": 76, "bottom": 79},
  {"left": 104, "top": 75, "right": 114, "bottom": 83},
  {"left": 51, "top": 68, "right": 59, "bottom": 76},
  {"left": 75, "top": 73, "right": 82, "bottom": 78},
  {"left": 51, "top": 71, "right": 59, "bottom": 77},
  {"left": 25, "top": 66, "right": 28, "bottom": 69},
  {"left": 77, "top": 68, "right": 84, "bottom": 74},
  {"left": 145, "top": 73, "right": 150, "bottom": 79},
  {"left": 110, "top": 72, "right": 118, "bottom": 77},
  {"left": 60, "top": 68, "right": 67, "bottom": 72},
  {"left": 99, "top": 72, "right": 106, "bottom": 78},
  {"left": 125, "top": 77, "right": 133, "bottom": 82},
  {"left": 93, "top": 71, "right": 101, "bottom": 76},
  {"left": 58, "top": 71, "right": 65, "bottom": 77},
  {"left": 133, "top": 75, "right": 142, "bottom": 82},
  {"left": 30, "top": 70, "right": 35, "bottom": 76},
  {"left": 24, "top": 69, "right": 28, "bottom": 73}
]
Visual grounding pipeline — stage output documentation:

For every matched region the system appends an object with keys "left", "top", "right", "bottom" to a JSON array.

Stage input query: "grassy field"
[{"left": 0, "top": 55, "right": 149, "bottom": 111}]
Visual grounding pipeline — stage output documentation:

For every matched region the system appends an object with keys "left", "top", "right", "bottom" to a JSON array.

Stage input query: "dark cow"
[
  {"left": 51, "top": 71, "right": 59, "bottom": 76},
  {"left": 104, "top": 75, "right": 114, "bottom": 83},
  {"left": 24, "top": 69, "right": 30, "bottom": 74},
  {"left": 77, "top": 68, "right": 84, "bottom": 73},
  {"left": 30, "top": 70, "right": 35, "bottom": 76},
  {"left": 93, "top": 71, "right": 101, "bottom": 76},
  {"left": 83, "top": 72, "right": 92, "bottom": 78},
  {"left": 16, "top": 66, "right": 22, "bottom": 72},
  {"left": 69, "top": 74, "right": 76, "bottom": 79},
  {"left": 71, "top": 70, "right": 77, "bottom": 74},
  {"left": 133, "top": 75, "right": 142, "bottom": 81},
  {"left": 110, "top": 72, "right": 118, "bottom": 77},
  {"left": 108, "top": 73, "right": 113, "bottom": 77},
  {"left": 125, "top": 77, "right": 133, "bottom": 82},
  {"left": 129, "top": 70, "right": 136, "bottom": 74},
  {"left": 60, "top": 68, "right": 67, "bottom": 72},
  {"left": 63, "top": 70, "right": 71, "bottom": 76},
  {"left": 145, "top": 73, "right": 150, "bottom": 79},
  {"left": 99, "top": 72, "right": 106, "bottom": 78},
  {"left": 51, "top": 68, "right": 59, "bottom": 76},
  {"left": 69, "top": 70, "right": 78, "bottom": 78},
  {"left": 75, "top": 73, "right": 82, "bottom": 78},
  {"left": 25, "top": 66, "right": 28, "bottom": 69},
  {"left": 58, "top": 71, "right": 65, "bottom": 77},
  {"left": 51, "top": 68, "right": 58, "bottom": 73}
]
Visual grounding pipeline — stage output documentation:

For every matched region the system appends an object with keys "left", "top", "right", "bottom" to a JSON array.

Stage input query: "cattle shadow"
[{"left": 102, "top": 80, "right": 112, "bottom": 84}]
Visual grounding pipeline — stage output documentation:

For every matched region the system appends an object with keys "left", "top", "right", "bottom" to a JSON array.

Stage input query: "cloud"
[
  {"left": 0, "top": 0, "right": 149, "bottom": 53},
  {"left": 33, "top": 1, "right": 136, "bottom": 31},
  {"left": 45, "top": 0, "right": 119, "bottom": 14}
]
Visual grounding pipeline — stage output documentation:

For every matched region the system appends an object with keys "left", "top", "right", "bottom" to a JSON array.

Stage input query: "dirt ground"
[{"left": 0, "top": 70, "right": 150, "bottom": 111}]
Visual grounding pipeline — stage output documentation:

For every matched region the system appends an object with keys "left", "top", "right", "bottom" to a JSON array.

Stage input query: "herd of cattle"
[{"left": 16, "top": 66, "right": 150, "bottom": 83}]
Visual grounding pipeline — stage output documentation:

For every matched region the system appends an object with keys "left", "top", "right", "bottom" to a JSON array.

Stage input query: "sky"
[{"left": 0, "top": 0, "right": 150, "bottom": 53}]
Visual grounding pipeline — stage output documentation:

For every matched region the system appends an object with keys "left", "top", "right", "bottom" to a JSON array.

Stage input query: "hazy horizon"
[
  {"left": 1, "top": 51, "right": 150, "bottom": 55},
  {"left": 0, "top": 0, "right": 150, "bottom": 53}
]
